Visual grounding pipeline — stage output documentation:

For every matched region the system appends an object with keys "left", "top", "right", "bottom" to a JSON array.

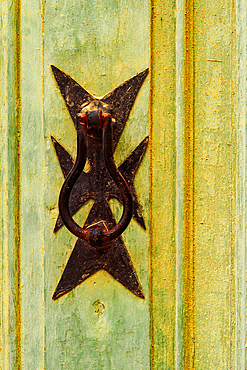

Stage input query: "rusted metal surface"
[
  {"left": 51, "top": 67, "right": 149, "bottom": 300},
  {"left": 58, "top": 105, "right": 134, "bottom": 246}
]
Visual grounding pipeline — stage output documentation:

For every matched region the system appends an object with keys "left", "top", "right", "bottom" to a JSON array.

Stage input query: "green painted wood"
[
  {"left": 19, "top": 0, "right": 151, "bottom": 369},
  {"left": 43, "top": 1, "right": 150, "bottom": 368},
  {"left": 0, "top": 0, "right": 21, "bottom": 368},
  {"left": 19, "top": 0, "right": 45, "bottom": 368}
]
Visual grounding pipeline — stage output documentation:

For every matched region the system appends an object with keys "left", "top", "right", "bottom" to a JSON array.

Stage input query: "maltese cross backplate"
[{"left": 51, "top": 65, "right": 149, "bottom": 300}]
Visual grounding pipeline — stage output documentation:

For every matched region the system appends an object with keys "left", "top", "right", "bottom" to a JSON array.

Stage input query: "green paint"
[
  {"left": 43, "top": 0, "right": 150, "bottom": 368},
  {"left": 19, "top": 0, "right": 45, "bottom": 368},
  {"left": 0, "top": 0, "right": 22, "bottom": 368}
]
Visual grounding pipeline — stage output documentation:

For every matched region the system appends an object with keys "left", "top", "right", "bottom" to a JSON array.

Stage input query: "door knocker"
[{"left": 51, "top": 66, "right": 149, "bottom": 300}]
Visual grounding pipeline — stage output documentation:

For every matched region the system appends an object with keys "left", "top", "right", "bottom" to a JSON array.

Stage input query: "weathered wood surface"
[
  {"left": 192, "top": 0, "right": 245, "bottom": 367},
  {"left": 0, "top": 0, "right": 21, "bottom": 368},
  {"left": 19, "top": 0, "right": 150, "bottom": 369},
  {"left": 0, "top": 0, "right": 247, "bottom": 368},
  {"left": 151, "top": 0, "right": 178, "bottom": 368},
  {"left": 193, "top": 0, "right": 236, "bottom": 367},
  {"left": 43, "top": 1, "right": 150, "bottom": 368}
]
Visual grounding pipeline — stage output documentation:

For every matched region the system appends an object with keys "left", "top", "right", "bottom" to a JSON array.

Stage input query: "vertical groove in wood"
[
  {"left": 15, "top": 0, "right": 22, "bottom": 367},
  {"left": 41, "top": 1, "right": 45, "bottom": 368},
  {"left": 175, "top": 0, "right": 185, "bottom": 368},
  {"left": 235, "top": 0, "right": 246, "bottom": 367},
  {"left": 230, "top": 1, "right": 236, "bottom": 367},
  {"left": 0, "top": 3, "right": 10, "bottom": 367},
  {"left": 184, "top": 0, "right": 195, "bottom": 367},
  {"left": 150, "top": 3, "right": 154, "bottom": 368}
]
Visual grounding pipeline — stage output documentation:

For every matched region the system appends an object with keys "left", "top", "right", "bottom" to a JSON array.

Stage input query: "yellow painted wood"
[
  {"left": 150, "top": 0, "right": 178, "bottom": 368},
  {"left": 184, "top": 0, "right": 195, "bottom": 366},
  {"left": 193, "top": 0, "right": 238, "bottom": 367},
  {"left": 151, "top": 0, "right": 247, "bottom": 367},
  {"left": 235, "top": 0, "right": 246, "bottom": 367}
]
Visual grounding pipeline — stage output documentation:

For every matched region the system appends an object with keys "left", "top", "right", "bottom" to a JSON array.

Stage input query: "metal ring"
[{"left": 58, "top": 113, "right": 133, "bottom": 247}]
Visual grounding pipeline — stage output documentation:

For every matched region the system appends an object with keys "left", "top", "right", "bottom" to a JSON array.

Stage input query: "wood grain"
[
  {"left": 43, "top": 0, "right": 150, "bottom": 368},
  {"left": 151, "top": 0, "right": 177, "bottom": 368},
  {"left": 193, "top": 0, "right": 236, "bottom": 367},
  {"left": 1, "top": 0, "right": 247, "bottom": 368},
  {"left": 0, "top": 0, "right": 21, "bottom": 368}
]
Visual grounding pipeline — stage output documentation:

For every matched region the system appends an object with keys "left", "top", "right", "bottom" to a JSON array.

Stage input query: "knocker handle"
[{"left": 58, "top": 111, "right": 133, "bottom": 248}]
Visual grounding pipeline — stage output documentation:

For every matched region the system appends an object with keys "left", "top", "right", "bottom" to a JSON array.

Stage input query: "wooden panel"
[
  {"left": 20, "top": 0, "right": 45, "bottom": 368},
  {"left": 42, "top": 0, "right": 150, "bottom": 368},
  {"left": 1, "top": 0, "right": 247, "bottom": 368},
  {"left": 235, "top": 0, "right": 246, "bottom": 367},
  {"left": 151, "top": 0, "right": 247, "bottom": 367},
  {"left": 150, "top": 0, "right": 178, "bottom": 368},
  {"left": 192, "top": 0, "right": 244, "bottom": 367},
  {"left": 0, "top": 1, "right": 21, "bottom": 368}
]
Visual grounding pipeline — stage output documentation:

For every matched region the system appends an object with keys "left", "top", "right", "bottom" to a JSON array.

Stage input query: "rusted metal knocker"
[
  {"left": 58, "top": 104, "right": 133, "bottom": 248},
  {"left": 51, "top": 66, "right": 149, "bottom": 300}
]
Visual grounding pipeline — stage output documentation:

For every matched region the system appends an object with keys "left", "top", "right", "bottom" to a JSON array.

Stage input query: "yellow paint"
[
  {"left": 193, "top": 0, "right": 237, "bottom": 367},
  {"left": 184, "top": 0, "right": 195, "bottom": 367},
  {"left": 15, "top": 0, "right": 22, "bottom": 367},
  {"left": 150, "top": 0, "right": 177, "bottom": 368}
]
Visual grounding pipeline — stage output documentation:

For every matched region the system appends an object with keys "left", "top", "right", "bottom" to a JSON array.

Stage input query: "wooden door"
[{"left": 0, "top": 0, "right": 246, "bottom": 368}]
